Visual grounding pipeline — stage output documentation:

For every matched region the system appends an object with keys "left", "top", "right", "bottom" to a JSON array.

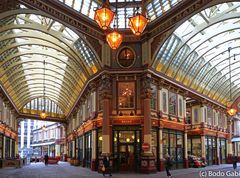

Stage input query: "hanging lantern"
[
  {"left": 94, "top": 5, "right": 115, "bottom": 30},
  {"left": 129, "top": 12, "right": 148, "bottom": 36},
  {"left": 40, "top": 110, "right": 46, "bottom": 119},
  {"left": 227, "top": 106, "right": 237, "bottom": 116},
  {"left": 106, "top": 30, "right": 123, "bottom": 49}
]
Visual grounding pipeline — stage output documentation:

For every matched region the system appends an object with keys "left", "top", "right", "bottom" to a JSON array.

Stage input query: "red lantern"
[
  {"left": 106, "top": 30, "right": 123, "bottom": 50},
  {"left": 129, "top": 13, "right": 148, "bottom": 36},
  {"left": 94, "top": 6, "right": 115, "bottom": 30}
]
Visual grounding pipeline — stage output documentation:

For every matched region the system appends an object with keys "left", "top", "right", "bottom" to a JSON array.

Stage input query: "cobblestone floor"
[{"left": 0, "top": 162, "right": 239, "bottom": 178}]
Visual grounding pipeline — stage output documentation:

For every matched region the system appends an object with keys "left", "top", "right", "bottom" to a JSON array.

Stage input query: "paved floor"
[{"left": 0, "top": 162, "right": 240, "bottom": 178}]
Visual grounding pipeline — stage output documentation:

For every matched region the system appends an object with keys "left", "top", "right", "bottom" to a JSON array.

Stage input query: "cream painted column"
[
  {"left": 82, "top": 135, "right": 85, "bottom": 159},
  {"left": 201, "top": 135, "right": 206, "bottom": 159},
  {"left": 227, "top": 120, "right": 233, "bottom": 156},
  {"left": 184, "top": 132, "right": 188, "bottom": 159},
  {"left": 92, "top": 129, "right": 96, "bottom": 160},
  {"left": 10, "top": 139, "right": 12, "bottom": 158},
  {"left": 159, "top": 129, "right": 163, "bottom": 159}
]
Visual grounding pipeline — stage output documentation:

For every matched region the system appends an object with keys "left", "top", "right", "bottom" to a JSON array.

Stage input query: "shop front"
[
  {"left": 205, "top": 136, "right": 217, "bottom": 165},
  {"left": 162, "top": 129, "right": 184, "bottom": 169},
  {"left": 112, "top": 126, "right": 142, "bottom": 172},
  {"left": 219, "top": 138, "right": 227, "bottom": 164}
]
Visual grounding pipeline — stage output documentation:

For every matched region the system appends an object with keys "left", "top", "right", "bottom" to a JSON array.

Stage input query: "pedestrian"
[
  {"left": 165, "top": 154, "right": 173, "bottom": 178},
  {"left": 44, "top": 153, "right": 49, "bottom": 166},
  {"left": 233, "top": 156, "right": 237, "bottom": 169},
  {"left": 102, "top": 156, "right": 112, "bottom": 177}
]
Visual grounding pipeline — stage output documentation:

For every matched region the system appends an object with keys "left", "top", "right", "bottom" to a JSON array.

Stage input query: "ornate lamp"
[
  {"left": 226, "top": 48, "right": 237, "bottom": 116},
  {"left": 94, "top": 0, "right": 115, "bottom": 30},
  {"left": 128, "top": 7, "right": 148, "bottom": 36},
  {"left": 106, "top": 29, "right": 123, "bottom": 50},
  {"left": 40, "top": 60, "right": 47, "bottom": 119}
]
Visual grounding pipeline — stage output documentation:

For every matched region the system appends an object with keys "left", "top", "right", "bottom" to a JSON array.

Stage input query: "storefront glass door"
[{"left": 113, "top": 127, "right": 141, "bottom": 172}]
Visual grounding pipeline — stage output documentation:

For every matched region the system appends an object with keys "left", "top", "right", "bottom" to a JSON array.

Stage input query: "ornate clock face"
[{"left": 117, "top": 47, "right": 135, "bottom": 68}]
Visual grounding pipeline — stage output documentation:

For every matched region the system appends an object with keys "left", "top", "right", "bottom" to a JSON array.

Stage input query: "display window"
[
  {"left": 118, "top": 82, "right": 135, "bottom": 109},
  {"left": 163, "top": 129, "right": 184, "bottom": 169},
  {"left": 169, "top": 92, "right": 177, "bottom": 116}
]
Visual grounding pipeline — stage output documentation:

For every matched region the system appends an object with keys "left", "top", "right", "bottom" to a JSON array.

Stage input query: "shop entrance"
[{"left": 113, "top": 127, "right": 141, "bottom": 172}]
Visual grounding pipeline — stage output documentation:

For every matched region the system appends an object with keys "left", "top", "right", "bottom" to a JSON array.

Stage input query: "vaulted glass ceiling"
[
  {"left": 153, "top": 2, "right": 240, "bottom": 105},
  {"left": 57, "top": 0, "right": 183, "bottom": 28},
  {"left": 0, "top": 10, "right": 101, "bottom": 118}
]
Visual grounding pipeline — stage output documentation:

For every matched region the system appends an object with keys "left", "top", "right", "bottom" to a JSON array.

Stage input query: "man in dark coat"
[
  {"left": 165, "top": 154, "right": 173, "bottom": 178},
  {"left": 44, "top": 153, "right": 49, "bottom": 166},
  {"left": 103, "top": 156, "right": 112, "bottom": 177}
]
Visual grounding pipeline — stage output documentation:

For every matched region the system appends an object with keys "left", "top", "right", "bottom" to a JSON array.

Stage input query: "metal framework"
[
  {"left": 0, "top": 10, "right": 102, "bottom": 117},
  {"left": 152, "top": 2, "right": 240, "bottom": 105}
]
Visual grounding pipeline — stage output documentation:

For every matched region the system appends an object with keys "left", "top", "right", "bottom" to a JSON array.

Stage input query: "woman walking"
[{"left": 102, "top": 156, "right": 112, "bottom": 177}]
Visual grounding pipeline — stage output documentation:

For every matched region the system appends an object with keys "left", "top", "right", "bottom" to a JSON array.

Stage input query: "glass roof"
[
  {"left": 0, "top": 11, "right": 101, "bottom": 117},
  {"left": 57, "top": 0, "right": 183, "bottom": 28},
  {"left": 153, "top": 2, "right": 240, "bottom": 105}
]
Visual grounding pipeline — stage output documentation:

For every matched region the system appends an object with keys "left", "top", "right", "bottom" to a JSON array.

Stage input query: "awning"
[
  {"left": 31, "top": 141, "right": 55, "bottom": 147},
  {"left": 232, "top": 137, "right": 240, "bottom": 142}
]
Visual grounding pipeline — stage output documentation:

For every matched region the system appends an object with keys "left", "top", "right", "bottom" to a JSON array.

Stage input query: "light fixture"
[
  {"left": 129, "top": 7, "right": 148, "bottom": 36},
  {"left": 40, "top": 60, "right": 47, "bottom": 119},
  {"left": 94, "top": 0, "right": 115, "bottom": 30},
  {"left": 226, "top": 48, "right": 237, "bottom": 116},
  {"left": 94, "top": 1, "right": 148, "bottom": 49},
  {"left": 106, "top": 29, "right": 123, "bottom": 50}
]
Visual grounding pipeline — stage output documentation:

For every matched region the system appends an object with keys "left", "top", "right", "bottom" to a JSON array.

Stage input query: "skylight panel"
[{"left": 65, "top": 0, "right": 74, "bottom": 7}]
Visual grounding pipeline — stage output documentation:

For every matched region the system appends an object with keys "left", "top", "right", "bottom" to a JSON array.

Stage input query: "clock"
[{"left": 117, "top": 47, "right": 135, "bottom": 68}]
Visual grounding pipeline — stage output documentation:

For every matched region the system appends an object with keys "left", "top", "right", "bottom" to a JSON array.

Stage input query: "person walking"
[
  {"left": 44, "top": 153, "right": 49, "bottom": 166},
  {"left": 233, "top": 156, "right": 238, "bottom": 170},
  {"left": 165, "top": 154, "right": 173, "bottom": 178},
  {"left": 102, "top": 156, "right": 112, "bottom": 177}
]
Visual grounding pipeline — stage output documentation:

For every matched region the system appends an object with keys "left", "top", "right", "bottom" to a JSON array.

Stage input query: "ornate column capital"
[
  {"left": 141, "top": 73, "right": 153, "bottom": 99},
  {"left": 99, "top": 73, "right": 112, "bottom": 99}
]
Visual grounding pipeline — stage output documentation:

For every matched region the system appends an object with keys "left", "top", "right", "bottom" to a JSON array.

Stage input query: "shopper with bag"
[{"left": 102, "top": 156, "right": 112, "bottom": 177}]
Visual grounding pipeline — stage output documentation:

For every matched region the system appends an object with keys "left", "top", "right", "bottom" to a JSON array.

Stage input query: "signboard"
[{"left": 142, "top": 143, "right": 150, "bottom": 151}]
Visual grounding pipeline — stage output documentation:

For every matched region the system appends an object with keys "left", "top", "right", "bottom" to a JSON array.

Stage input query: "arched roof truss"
[
  {"left": 0, "top": 10, "right": 102, "bottom": 117},
  {"left": 152, "top": 2, "right": 240, "bottom": 106}
]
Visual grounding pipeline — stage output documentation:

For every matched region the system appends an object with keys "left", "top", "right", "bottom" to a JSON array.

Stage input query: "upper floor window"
[
  {"left": 151, "top": 85, "right": 157, "bottom": 110},
  {"left": 179, "top": 98, "right": 183, "bottom": 117},
  {"left": 118, "top": 82, "right": 135, "bottom": 109},
  {"left": 194, "top": 108, "right": 198, "bottom": 123},
  {"left": 207, "top": 107, "right": 213, "bottom": 125},
  {"left": 169, "top": 92, "right": 177, "bottom": 116},
  {"left": 162, "top": 92, "right": 167, "bottom": 113}
]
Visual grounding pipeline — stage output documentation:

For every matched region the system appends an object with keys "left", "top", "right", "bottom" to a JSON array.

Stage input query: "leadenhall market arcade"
[{"left": 0, "top": 0, "right": 240, "bottom": 174}]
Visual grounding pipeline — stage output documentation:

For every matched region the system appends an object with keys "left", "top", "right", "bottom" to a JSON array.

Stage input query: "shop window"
[
  {"left": 118, "top": 82, "right": 135, "bottom": 109},
  {"left": 5, "top": 137, "right": 10, "bottom": 159},
  {"left": 78, "top": 136, "right": 83, "bottom": 161},
  {"left": 194, "top": 108, "right": 198, "bottom": 124},
  {"left": 151, "top": 130, "right": 157, "bottom": 157},
  {"left": 162, "top": 92, "right": 167, "bottom": 113},
  {"left": 179, "top": 98, "right": 183, "bottom": 117},
  {"left": 207, "top": 107, "right": 213, "bottom": 125},
  {"left": 151, "top": 85, "right": 157, "bottom": 110},
  {"left": 169, "top": 92, "right": 177, "bottom": 116},
  {"left": 85, "top": 132, "right": 92, "bottom": 168}
]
